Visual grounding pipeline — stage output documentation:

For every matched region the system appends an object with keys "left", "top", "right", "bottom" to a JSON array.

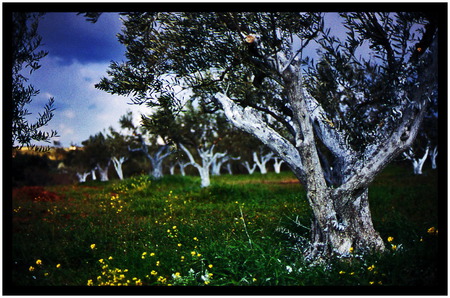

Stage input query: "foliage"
[
  {"left": 81, "top": 132, "right": 112, "bottom": 169},
  {"left": 11, "top": 12, "right": 57, "bottom": 150}
]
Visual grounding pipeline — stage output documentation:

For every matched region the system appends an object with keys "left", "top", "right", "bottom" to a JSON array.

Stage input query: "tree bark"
[{"left": 308, "top": 189, "right": 385, "bottom": 258}]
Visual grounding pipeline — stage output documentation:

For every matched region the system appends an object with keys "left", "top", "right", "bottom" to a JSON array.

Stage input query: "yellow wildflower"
[
  {"left": 56, "top": 264, "right": 61, "bottom": 269},
  {"left": 191, "top": 251, "right": 196, "bottom": 256},
  {"left": 150, "top": 252, "right": 155, "bottom": 257},
  {"left": 193, "top": 237, "right": 199, "bottom": 241},
  {"left": 387, "top": 236, "right": 394, "bottom": 242},
  {"left": 427, "top": 227, "right": 436, "bottom": 234},
  {"left": 99, "top": 259, "right": 104, "bottom": 264},
  {"left": 87, "top": 279, "right": 94, "bottom": 286},
  {"left": 177, "top": 243, "right": 182, "bottom": 247},
  {"left": 339, "top": 271, "right": 345, "bottom": 275},
  {"left": 369, "top": 281, "right": 375, "bottom": 285},
  {"left": 368, "top": 265, "right": 375, "bottom": 271},
  {"left": 36, "top": 259, "right": 43, "bottom": 265},
  {"left": 172, "top": 226, "right": 177, "bottom": 230},
  {"left": 391, "top": 244, "right": 397, "bottom": 251},
  {"left": 349, "top": 247, "right": 354, "bottom": 253},
  {"left": 29, "top": 266, "right": 35, "bottom": 272},
  {"left": 151, "top": 270, "right": 158, "bottom": 276},
  {"left": 208, "top": 264, "right": 213, "bottom": 269},
  {"left": 108, "top": 256, "right": 113, "bottom": 260},
  {"left": 90, "top": 244, "right": 96, "bottom": 250},
  {"left": 156, "top": 261, "right": 160, "bottom": 266}
]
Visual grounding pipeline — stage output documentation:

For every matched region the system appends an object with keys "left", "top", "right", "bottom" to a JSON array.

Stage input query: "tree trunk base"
[{"left": 305, "top": 189, "right": 386, "bottom": 260}]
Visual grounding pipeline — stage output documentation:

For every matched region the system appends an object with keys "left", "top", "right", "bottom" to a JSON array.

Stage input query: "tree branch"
[{"left": 215, "top": 92, "right": 305, "bottom": 181}]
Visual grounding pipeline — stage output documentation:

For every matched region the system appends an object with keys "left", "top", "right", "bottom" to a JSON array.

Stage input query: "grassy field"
[{"left": 8, "top": 165, "right": 443, "bottom": 294}]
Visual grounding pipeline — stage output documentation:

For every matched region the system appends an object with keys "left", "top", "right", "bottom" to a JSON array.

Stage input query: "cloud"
[
  {"left": 25, "top": 56, "right": 150, "bottom": 147},
  {"left": 62, "top": 110, "right": 76, "bottom": 119}
]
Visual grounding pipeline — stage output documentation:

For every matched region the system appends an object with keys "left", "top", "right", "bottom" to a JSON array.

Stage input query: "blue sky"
[{"left": 25, "top": 12, "right": 148, "bottom": 147}]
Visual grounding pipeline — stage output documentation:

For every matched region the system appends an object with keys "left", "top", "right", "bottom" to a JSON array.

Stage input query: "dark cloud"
[{"left": 38, "top": 12, "right": 126, "bottom": 65}]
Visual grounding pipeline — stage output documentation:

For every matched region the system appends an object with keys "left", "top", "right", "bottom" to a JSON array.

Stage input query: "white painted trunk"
[
  {"left": 430, "top": 146, "right": 438, "bottom": 169},
  {"left": 151, "top": 159, "right": 164, "bottom": 179},
  {"left": 226, "top": 163, "right": 233, "bottom": 175},
  {"left": 242, "top": 161, "right": 257, "bottom": 174},
  {"left": 111, "top": 156, "right": 127, "bottom": 180},
  {"left": 404, "top": 147, "right": 429, "bottom": 175},
  {"left": 273, "top": 157, "right": 285, "bottom": 174},
  {"left": 97, "top": 161, "right": 111, "bottom": 181},
  {"left": 179, "top": 143, "right": 226, "bottom": 188},
  {"left": 211, "top": 158, "right": 224, "bottom": 176},
  {"left": 91, "top": 169, "right": 97, "bottom": 181},
  {"left": 169, "top": 164, "right": 176, "bottom": 175},
  {"left": 76, "top": 171, "right": 90, "bottom": 183},
  {"left": 179, "top": 162, "right": 190, "bottom": 176},
  {"left": 253, "top": 152, "right": 274, "bottom": 174},
  {"left": 129, "top": 139, "right": 172, "bottom": 179}
]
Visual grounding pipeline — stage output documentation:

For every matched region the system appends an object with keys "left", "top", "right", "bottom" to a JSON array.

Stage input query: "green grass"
[{"left": 9, "top": 166, "right": 441, "bottom": 291}]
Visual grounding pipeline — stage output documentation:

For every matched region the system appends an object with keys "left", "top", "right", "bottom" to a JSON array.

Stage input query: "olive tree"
[{"left": 93, "top": 11, "right": 440, "bottom": 259}]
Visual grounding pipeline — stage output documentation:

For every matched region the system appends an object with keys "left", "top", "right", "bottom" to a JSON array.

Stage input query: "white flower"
[{"left": 286, "top": 265, "right": 293, "bottom": 273}]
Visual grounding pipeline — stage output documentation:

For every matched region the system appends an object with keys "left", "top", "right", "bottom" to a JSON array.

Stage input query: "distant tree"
[
  {"left": 106, "top": 127, "right": 131, "bottom": 180},
  {"left": 95, "top": 10, "right": 441, "bottom": 259},
  {"left": 64, "top": 148, "right": 91, "bottom": 183},
  {"left": 11, "top": 12, "right": 57, "bottom": 150},
  {"left": 273, "top": 157, "right": 285, "bottom": 174},
  {"left": 165, "top": 103, "right": 229, "bottom": 188},
  {"left": 120, "top": 112, "right": 173, "bottom": 179},
  {"left": 403, "top": 145, "right": 430, "bottom": 175},
  {"left": 253, "top": 151, "right": 274, "bottom": 175},
  {"left": 82, "top": 132, "right": 112, "bottom": 181},
  {"left": 242, "top": 160, "right": 257, "bottom": 175}
]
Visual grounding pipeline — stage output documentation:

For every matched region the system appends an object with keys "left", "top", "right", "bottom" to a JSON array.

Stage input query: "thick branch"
[{"left": 215, "top": 92, "right": 305, "bottom": 181}]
